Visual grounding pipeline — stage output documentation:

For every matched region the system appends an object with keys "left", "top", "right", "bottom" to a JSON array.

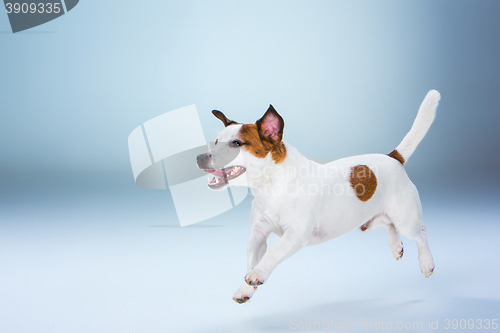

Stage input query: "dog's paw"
[
  {"left": 419, "top": 254, "right": 435, "bottom": 278},
  {"left": 392, "top": 242, "right": 404, "bottom": 261},
  {"left": 232, "top": 283, "right": 257, "bottom": 304},
  {"left": 245, "top": 268, "right": 270, "bottom": 286}
]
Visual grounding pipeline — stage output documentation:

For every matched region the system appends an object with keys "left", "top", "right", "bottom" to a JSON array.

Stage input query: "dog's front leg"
[
  {"left": 233, "top": 225, "right": 270, "bottom": 304},
  {"left": 245, "top": 227, "right": 308, "bottom": 287}
]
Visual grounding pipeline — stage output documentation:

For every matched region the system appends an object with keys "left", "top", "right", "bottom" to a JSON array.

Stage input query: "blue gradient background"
[{"left": 1, "top": 1, "right": 499, "bottom": 332}]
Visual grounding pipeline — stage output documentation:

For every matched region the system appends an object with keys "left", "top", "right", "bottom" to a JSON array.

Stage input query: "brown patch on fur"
[
  {"left": 388, "top": 149, "right": 405, "bottom": 165},
  {"left": 360, "top": 221, "right": 371, "bottom": 232},
  {"left": 350, "top": 165, "right": 377, "bottom": 202},
  {"left": 271, "top": 142, "right": 287, "bottom": 164},
  {"left": 359, "top": 214, "right": 380, "bottom": 232},
  {"left": 239, "top": 124, "right": 271, "bottom": 158},
  {"left": 239, "top": 124, "right": 287, "bottom": 164}
]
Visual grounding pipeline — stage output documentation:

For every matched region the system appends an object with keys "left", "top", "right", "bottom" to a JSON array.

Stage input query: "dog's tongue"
[{"left": 204, "top": 169, "right": 226, "bottom": 177}]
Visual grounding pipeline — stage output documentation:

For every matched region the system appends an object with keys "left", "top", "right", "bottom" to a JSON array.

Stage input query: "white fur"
[
  {"left": 395, "top": 90, "right": 440, "bottom": 162},
  {"left": 211, "top": 91, "right": 439, "bottom": 304}
]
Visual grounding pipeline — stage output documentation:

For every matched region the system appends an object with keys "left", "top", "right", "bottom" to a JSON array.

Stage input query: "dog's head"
[{"left": 196, "top": 105, "right": 286, "bottom": 190}]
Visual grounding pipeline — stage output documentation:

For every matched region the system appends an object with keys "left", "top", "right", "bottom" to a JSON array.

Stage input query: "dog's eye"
[{"left": 231, "top": 140, "right": 243, "bottom": 147}]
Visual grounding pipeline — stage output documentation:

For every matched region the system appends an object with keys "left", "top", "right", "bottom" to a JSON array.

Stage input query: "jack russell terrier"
[{"left": 197, "top": 90, "right": 440, "bottom": 304}]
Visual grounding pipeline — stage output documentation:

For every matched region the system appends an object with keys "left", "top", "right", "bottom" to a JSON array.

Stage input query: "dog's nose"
[
  {"left": 197, "top": 153, "right": 211, "bottom": 162},
  {"left": 197, "top": 153, "right": 211, "bottom": 169}
]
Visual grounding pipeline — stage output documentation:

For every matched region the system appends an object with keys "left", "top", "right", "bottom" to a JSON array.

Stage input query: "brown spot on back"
[
  {"left": 350, "top": 165, "right": 377, "bottom": 202},
  {"left": 239, "top": 124, "right": 287, "bottom": 164},
  {"left": 388, "top": 149, "right": 405, "bottom": 165}
]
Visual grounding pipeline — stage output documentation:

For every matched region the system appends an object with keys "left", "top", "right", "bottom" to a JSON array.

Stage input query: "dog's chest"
[{"left": 251, "top": 195, "right": 286, "bottom": 234}]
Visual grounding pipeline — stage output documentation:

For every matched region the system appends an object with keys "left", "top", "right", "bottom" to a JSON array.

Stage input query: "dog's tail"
[{"left": 388, "top": 90, "right": 441, "bottom": 165}]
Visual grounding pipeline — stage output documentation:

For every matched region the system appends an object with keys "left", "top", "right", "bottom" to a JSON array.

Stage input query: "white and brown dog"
[{"left": 197, "top": 90, "right": 440, "bottom": 304}]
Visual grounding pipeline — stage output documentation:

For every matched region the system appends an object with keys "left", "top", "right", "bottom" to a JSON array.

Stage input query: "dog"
[{"left": 196, "top": 90, "right": 440, "bottom": 304}]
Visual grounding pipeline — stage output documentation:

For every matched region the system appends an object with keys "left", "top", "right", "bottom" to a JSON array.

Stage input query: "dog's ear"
[
  {"left": 212, "top": 110, "right": 239, "bottom": 127},
  {"left": 256, "top": 105, "right": 284, "bottom": 145}
]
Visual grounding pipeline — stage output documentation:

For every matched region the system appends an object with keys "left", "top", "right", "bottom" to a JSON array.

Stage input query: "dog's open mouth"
[{"left": 204, "top": 166, "right": 246, "bottom": 189}]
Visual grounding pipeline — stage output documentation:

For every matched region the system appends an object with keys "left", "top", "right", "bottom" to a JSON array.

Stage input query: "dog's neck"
[{"left": 247, "top": 142, "right": 312, "bottom": 195}]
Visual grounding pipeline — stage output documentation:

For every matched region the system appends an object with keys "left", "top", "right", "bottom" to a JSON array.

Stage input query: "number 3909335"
[{"left": 5, "top": 3, "right": 62, "bottom": 14}]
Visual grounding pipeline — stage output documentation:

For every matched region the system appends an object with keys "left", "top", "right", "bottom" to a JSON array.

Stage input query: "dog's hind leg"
[
  {"left": 385, "top": 223, "right": 404, "bottom": 260},
  {"left": 387, "top": 187, "right": 435, "bottom": 278},
  {"left": 233, "top": 224, "right": 271, "bottom": 304},
  {"left": 414, "top": 224, "right": 434, "bottom": 277},
  {"left": 361, "top": 214, "right": 404, "bottom": 260}
]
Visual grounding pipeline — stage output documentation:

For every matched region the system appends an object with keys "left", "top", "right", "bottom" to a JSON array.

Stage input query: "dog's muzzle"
[{"left": 196, "top": 152, "right": 246, "bottom": 189}]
